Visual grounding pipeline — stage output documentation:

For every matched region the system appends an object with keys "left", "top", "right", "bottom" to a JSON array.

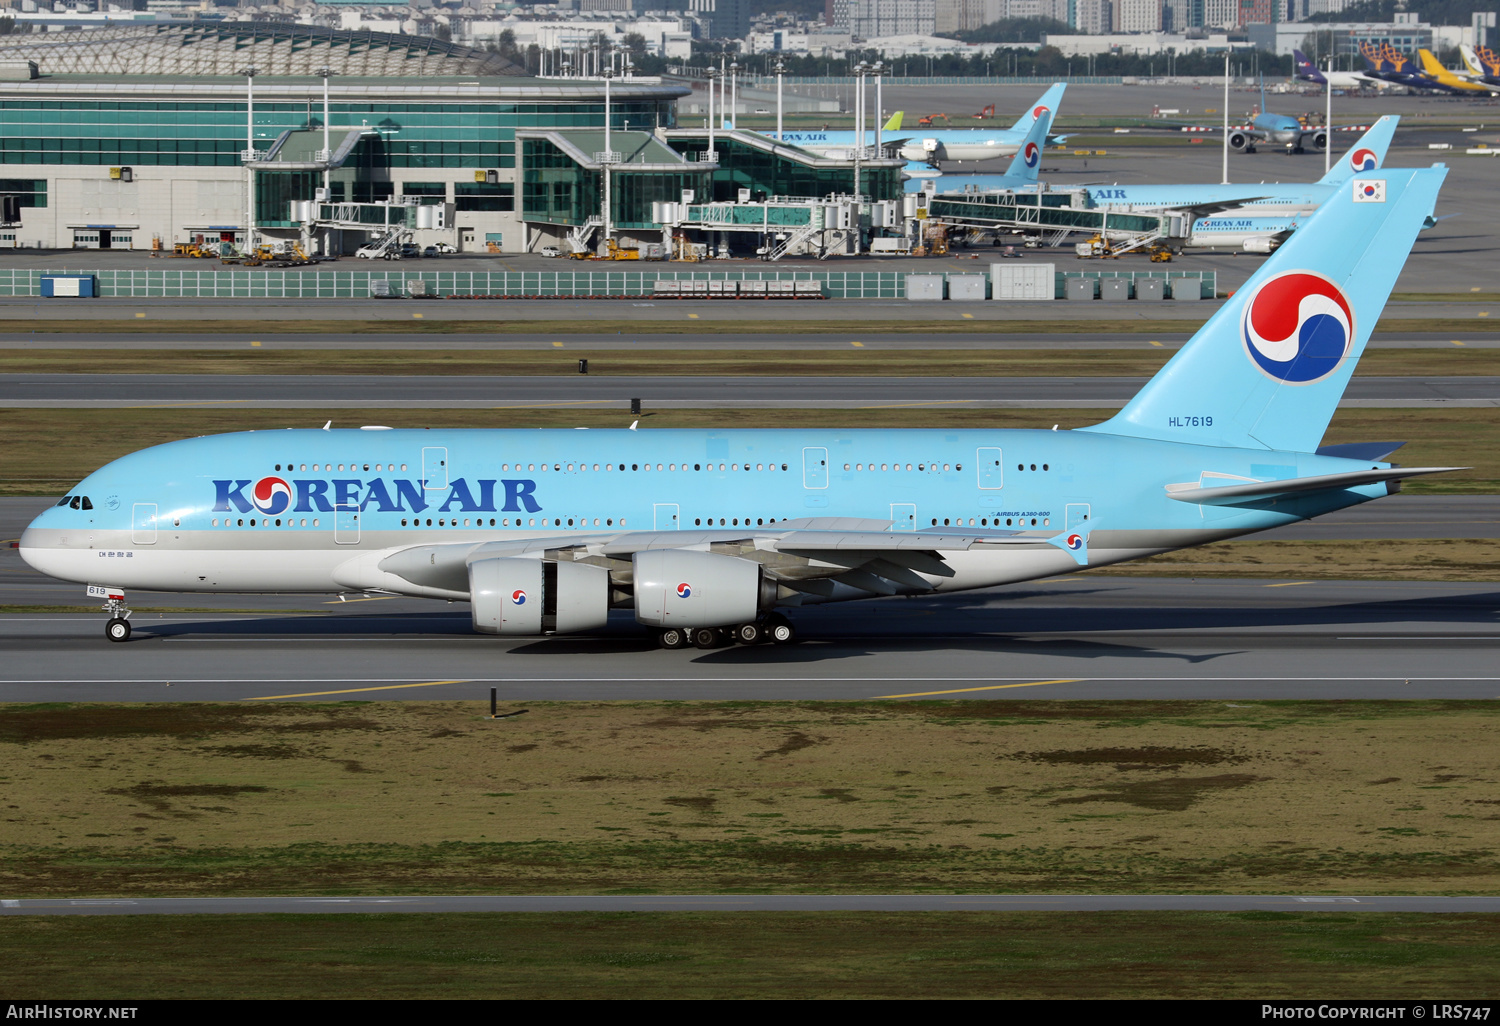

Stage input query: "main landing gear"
[
  {"left": 657, "top": 613, "right": 797, "bottom": 650},
  {"left": 102, "top": 593, "right": 133, "bottom": 643}
]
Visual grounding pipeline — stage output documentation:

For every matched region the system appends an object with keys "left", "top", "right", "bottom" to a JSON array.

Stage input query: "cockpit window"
[
  {"left": 69, "top": 496, "right": 81, "bottom": 510},
  {"left": 56, "top": 496, "right": 72, "bottom": 507},
  {"left": 80, "top": 497, "right": 93, "bottom": 510}
]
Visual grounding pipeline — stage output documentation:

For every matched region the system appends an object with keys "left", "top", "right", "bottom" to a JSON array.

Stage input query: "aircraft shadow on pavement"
[{"left": 115, "top": 587, "right": 1500, "bottom": 658}]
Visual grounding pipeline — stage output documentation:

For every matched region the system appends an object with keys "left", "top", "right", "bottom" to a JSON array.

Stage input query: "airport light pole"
[
  {"left": 1221, "top": 52, "right": 1230, "bottom": 185},
  {"left": 1325, "top": 55, "right": 1333, "bottom": 176},
  {"left": 705, "top": 67, "right": 718, "bottom": 159},
  {"left": 729, "top": 60, "right": 741, "bottom": 130},
  {"left": 241, "top": 66, "right": 258, "bottom": 253},
  {"left": 316, "top": 66, "right": 335, "bottom": 194},
  {"left": 872, "top": 59, "right": 884, "bottom": 156},
  {"left": 774, "top": 56, "right": 785, "bottom": 141}
]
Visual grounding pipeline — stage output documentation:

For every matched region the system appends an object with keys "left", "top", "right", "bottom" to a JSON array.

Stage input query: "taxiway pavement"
[{"left": 6, "top": 372, "right": 1500, "bottom": 408}]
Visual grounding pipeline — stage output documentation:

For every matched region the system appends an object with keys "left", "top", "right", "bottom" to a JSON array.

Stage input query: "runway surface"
[
  {"left": 5, "top": 894, "right": 1495, "bottom": 916},
  {"left": 3, "top": 330, "right": 1498, "bottom": 350},
  {"left": 3, "top": 570, "right": 1498, "bottom": 702},
  {"left": 7, "top": 372, "right": 1500, "bottom": 408}
]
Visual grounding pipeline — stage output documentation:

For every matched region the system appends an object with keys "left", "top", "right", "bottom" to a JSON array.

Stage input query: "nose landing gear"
[{"left": 99, "top": 591, "right": 133, "bottom": 642}]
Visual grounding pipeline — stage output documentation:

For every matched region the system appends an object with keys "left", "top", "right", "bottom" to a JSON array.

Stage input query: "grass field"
[
  {"left": 4, "top": 700, "right": 1498, "bottom": 899},
  {"left": 2, "top": 406, "right": 1495, "bottom": 496},
  {"left": 7, "top": 346, "right": 1500, "bottom": 378},
  {"left": 5, "top": 911, "right": 1500, "bottom": 999}
]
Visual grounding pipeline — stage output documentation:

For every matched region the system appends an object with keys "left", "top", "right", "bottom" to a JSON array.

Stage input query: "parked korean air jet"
[
  {"left": 776, "top": 83, "right": 1067, "bottom": 169},
  {"left": 903, "top": 107, "right": 1052, "bottom": 195},
  {"left": 21, "top": 166, "right": 1459, "bottom": 649},
  {"left": 1181, "top": 212, "right": 1302, "bottom": 253},
  {"left": 911, "top": 117, "right": 1399, "bottom": 216}
]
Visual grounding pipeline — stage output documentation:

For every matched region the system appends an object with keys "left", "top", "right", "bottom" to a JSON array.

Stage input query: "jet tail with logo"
[
  {"left": 1080, "top": 166, "right": 1448, "bottom": 454},
  {"left": 998, "top": 106, "right": 1053, "bottom": 182},
  {"left": 1293, "top": 49, "right": 1326, "bottom": 84},
  {"left": 1316, "top": 115, "right": 1399, "bottom": 184},
  {"left": 1006, "top": 83, "right": 1066, "bottom": 133}
]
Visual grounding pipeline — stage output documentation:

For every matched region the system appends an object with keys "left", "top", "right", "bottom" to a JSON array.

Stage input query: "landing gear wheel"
[
  {"left": 658, "top": 627, "right": 688, "bottom": 650},
  {"left": 691, "top": 627, "right": 727, "bottom": 649},
  {"left": 765, "top": 613, "right": 796, "bottom": 645},
  {"left": 734, "top": 622, "right": 764, "bottom": 645},
  {"left": 105, "top": 617, "right": 131, "bottom": 643}
]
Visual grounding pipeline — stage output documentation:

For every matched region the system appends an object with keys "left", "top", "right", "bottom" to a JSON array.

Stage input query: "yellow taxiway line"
[
  {"left": 872, "top": 678, "right": 1082, "bottom": 699},
  {"left": 246, "top": 679, "right": 470, "bottom": 701}
]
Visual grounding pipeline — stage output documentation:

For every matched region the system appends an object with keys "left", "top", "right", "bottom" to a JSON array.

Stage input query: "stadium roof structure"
[{"left": 0, "top": 21, "right": 524, "bottom": 78}]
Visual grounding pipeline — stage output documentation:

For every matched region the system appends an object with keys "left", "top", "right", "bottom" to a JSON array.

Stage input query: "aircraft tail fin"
[
  {"left": 1007, "top": 83, "right": 1066, "bottom": 132},
  {"left": 1000, "top": 106, "right": 1052, "bottom": 182},
  {"left": 1418, "top": 49, "right": 1449, "bottom": 76},
  {"left": 1461, "top": 44, "right": 1484, "bottom": 75},
  {"left": 883, "top": 111, "right": 903, "bottom": 132},
  {"left": 1293, "top": 49, "right": 1325, "bottom": 84},
  {"left": 1317, "top": 115, "right": 1398, "bottom": 184},
  {"left": 1478, "top": 46, "right": 1500, "bottom": 76},
  {"left": 1079, "top": 166, "right": 1448, "bottom": 454}
]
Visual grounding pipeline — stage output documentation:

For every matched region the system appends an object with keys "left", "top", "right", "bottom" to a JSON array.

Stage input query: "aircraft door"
[
  {"left": 1066, "top": 504, "right": 1091, "bottom": 531},
  {"left": 802, "top": 447, "right": 828, "bottom": 489},
  {"left": 890, "top": 503, "right": 916, "bottom": 532},
  {"left": 422, "top": 447, "right": 448, "bottom": 490},
  {"left": 334, "top": 504, "right": 361, "bottom": 544},
  {"left": 976, "top": 447, "right": 1004, "bottom": 489},
  {"left": 131, "top": 503, "right": 157, "bottom": 545},
  {"left": 653, "top": 503, "right": 679, "bottom": 530}
]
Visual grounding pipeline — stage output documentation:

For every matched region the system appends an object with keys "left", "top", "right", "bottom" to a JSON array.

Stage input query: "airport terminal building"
[{"left": 0, "top": 23, "right": 694, "bottom": 254}]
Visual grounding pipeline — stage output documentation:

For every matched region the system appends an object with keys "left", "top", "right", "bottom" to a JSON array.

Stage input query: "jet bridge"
[
  {"left": 652, "top": 195, "right": 901, "bottom": 260},
  {"left": 923, "top": 188, "right": 1188, "bottom": 255}
]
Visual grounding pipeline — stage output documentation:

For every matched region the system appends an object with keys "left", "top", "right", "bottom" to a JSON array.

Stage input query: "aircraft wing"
[
  {"left": 352, "top": 516, "right": 1081, "bottom": 600},
  {"left": 1179, "top": 197, "right": 1274, "bottom": 218}
]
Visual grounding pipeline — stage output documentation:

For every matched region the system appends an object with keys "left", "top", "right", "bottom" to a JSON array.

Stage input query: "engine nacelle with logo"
[
  {"left": 469, "top": 557, "right": 609, "bottom": 636},
  {"left": 1242, "top": 236, "right": 1279, "bottom": 254},
  {"left": 632, "top": 549, "right": 777, "bottom": 628}
]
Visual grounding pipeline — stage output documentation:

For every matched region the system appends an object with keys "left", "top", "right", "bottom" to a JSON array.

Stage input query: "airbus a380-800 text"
[{"left": 21, "top": 165, "right": 1457, "bottom": 649}]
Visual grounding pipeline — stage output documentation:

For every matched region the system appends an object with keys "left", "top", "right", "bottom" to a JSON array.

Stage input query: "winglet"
[{"left": 1047, "top": 527, "right": 1090, "bottom": 566}]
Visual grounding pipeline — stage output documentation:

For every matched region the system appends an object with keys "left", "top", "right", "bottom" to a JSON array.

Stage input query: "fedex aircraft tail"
[
  {"left": 1000, "top": 106, "right": 1052, "bottom": 181},
  {"left": 1006, "top": 83, "right": 1066, "bottom": 133},
  {"left": 1316, "top": 115, "right": 1399, "bottom": 184},
  {"left": 1081, "top": 165, "right": 1448, "bottom": 454},
  {"left": 1293, "top": 49, "right": 1326, "bottom": 84}
]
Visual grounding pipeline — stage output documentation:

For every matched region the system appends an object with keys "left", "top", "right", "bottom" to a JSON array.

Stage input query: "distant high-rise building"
[
  {"left": 1073, "top": 0, "right": 1111, "bottom": 33},
  {"left": 1113, "top": 0, "right": 1161, "bottom": 30}
]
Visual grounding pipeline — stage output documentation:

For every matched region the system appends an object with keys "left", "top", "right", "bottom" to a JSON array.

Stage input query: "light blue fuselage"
[{"left": 23, "top": 426, "right": 1395, "bottom": 597}]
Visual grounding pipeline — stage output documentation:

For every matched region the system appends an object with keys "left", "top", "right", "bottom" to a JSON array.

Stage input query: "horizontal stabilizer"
[
  {"left": 1166, "top": 466, "right": 1463, "bottom": 505},
  {"left": 1315, "top": 441, "right": 1406, "bottom": 462}
]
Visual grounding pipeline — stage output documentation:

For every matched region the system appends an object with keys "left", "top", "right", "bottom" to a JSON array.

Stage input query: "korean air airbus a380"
[{"left": 22, "top": 166, "right": 1458, "bottom": 649}]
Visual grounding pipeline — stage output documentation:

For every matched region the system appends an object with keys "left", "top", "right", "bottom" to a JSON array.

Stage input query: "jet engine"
[
  {"left": 1228, "top": 130, "right": 1253, "bottom": 152},
  {"left": 632, "top": 549, "right": 778, "bottom": 629},
  {"left": 1242, "top": 236, "right": 1280, "bottom": 254},
  {"left": 469, "top": 557, "right": 609, "bottom": 636},
  {"left": 1313, "top": 131, "right": 1329, "bottom": 150}
]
